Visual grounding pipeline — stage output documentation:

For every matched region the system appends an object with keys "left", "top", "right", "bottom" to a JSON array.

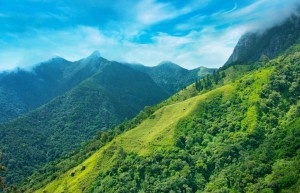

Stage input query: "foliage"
[
  {"left": 0, "top": 155, "right": 5, "bottom": 190},
  {"left": 29, "top": 48, "right": 300, "bottom": 192},
  {"left": 0, "top": 63, "right": 169, "bottom": 185},
  {"left": 130, "top": 62, "right": 215, "bottom": 95}
]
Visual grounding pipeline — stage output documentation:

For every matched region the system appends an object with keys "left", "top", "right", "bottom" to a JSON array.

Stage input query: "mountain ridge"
[
  {"left": 225, "top": 12, "right": 300, "bottom": 66},
  {"left": 0, "top": 55, "right": 214, "bottom": 184},
  {"left": 0, "top": 54, "right": 214, "bottom": 123},
  {"left": 21, "top": 15, "right": 300, "bottom": 192}
]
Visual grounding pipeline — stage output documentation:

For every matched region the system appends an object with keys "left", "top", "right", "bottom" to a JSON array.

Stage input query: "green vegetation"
[
  {"left": 23, "top": 40, "right": 300, "bottom": 192},
  {"left": 130, "top": 61, "right": 216, "bottom": 95},
  {"left": 0, "top": 63, "right": 170, "bottom": 185},
  {"left": 1, "top": 13, "right": 299, "bottom": 193},
  {"left": 0, "top": 57, "right": 214, "bottom": 186},
  {"left": 0, "top": 155, "right": 5, "bottom": 190}
]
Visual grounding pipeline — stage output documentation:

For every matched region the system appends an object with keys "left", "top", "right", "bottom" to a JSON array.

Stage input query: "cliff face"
[{"left": 225, "top": 14, "right": 300, "bottom": 66}]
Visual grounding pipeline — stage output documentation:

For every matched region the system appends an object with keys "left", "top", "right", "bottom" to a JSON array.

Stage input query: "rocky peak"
[{"left": 224, "top": 13, "right": 300, "bottom": 66}]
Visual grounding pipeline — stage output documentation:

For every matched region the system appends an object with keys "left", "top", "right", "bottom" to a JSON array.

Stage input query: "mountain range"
[
  {"left": 17, "top": 12, "right": 300, "bottom": 193},
  {"left": 0, "top": 51, "right": 214, "bottom": 184}
]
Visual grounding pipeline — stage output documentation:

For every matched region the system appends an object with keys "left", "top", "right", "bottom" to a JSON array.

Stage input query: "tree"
[
  {"left": 0, "top": 154, "right": 5, "bottom": 189},
  {"left": 221, "top": 71, "right": 226, "bottom": 78}
]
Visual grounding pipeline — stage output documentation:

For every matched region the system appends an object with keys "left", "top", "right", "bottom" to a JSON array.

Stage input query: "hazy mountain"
[
  {"left": 129, "top": 61, "right": 216, "bottom": 94},
  {"left": 0, "top": 60, "right": 170, "bottom": 183},
  {"left": 0, "top": 53, "right": 214, "bottom": 124},
  {"left": 0, "top": 51, "right": 215, "bottom": 184},
  {"left": 0, "top": 51, "right": 108, "bottom": 123}
]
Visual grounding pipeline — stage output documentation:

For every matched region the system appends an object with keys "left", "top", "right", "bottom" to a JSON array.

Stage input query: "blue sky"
[{"left": 0, "top": 0, "right": 299, "bottom": 71}]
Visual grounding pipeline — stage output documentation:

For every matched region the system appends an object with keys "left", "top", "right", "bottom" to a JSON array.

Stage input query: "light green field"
[{"left": 35, "top": 85, "right": 234, "bottom": 193}]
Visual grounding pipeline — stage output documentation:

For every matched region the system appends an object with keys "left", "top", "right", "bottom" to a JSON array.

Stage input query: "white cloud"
[
  {"left": 0, "top": 27, "right": 119, "bottom": 71},
  {"left": 0, "top": 25, "right": 239, "bottom": 71},
  {"left": 219, "top": 0, "right": 300, "bottom": 32},
  {"left": 175, "top": 15, "right": 207, "bottom": 31},
  {"left": 0, "top": 0, "right": 299, "bottom": 72},
  {"left": 135, "top": 0, "right": 209, "bottom": 26}
]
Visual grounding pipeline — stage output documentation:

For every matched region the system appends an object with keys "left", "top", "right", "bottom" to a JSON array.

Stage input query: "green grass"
[
  {"left": 34, "top": 85, "right": 234, "bottom": 193},
  {"left": 238, "top": 68, "right": 274, "bottom": 131},
  {"left": 33, "top": 65, "right": 275, "bottom": 193}
]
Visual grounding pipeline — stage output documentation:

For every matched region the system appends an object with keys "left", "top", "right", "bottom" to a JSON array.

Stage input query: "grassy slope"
[
  {"left": 34, "top": 85, "right": 234, "bottom": 193},
  {"left": 0, "top": 62, "right": 170, "bottom": 184},
  {"left": 29, "top": 47, "right": 300, "bottom": 192}
]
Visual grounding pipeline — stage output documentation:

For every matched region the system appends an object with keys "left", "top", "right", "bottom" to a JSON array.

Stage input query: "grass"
[
  {"left": 34, "top": 84, "right": 234, "bottom": 193},
  {"left": 33, "top": 66, "right": 273, "bottom": 193},
  {"left": 239, "top": 67, "right": 274, "bottom": 131}
]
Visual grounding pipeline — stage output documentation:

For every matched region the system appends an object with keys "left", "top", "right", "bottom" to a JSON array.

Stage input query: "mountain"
[
  {"left": 0, "top": 59, "right": 172, "bottom": 184},
  {"left": 129, "top": 61, "right": 216, "bottom": 94},
  {"left": 0, "top": 52, "right": 215, "bottom": 185},
  {"left": 21, "top": 15, "right": 300, "bottom": 192},
  {"left": 0, "top": 51, "right": 108, "bottom": 123},
  {"left": 0, "top": 54, "right": 214, "bottom": 124},
  {"left": 225, "top": 13, "right": 300, "bottom": 66}
]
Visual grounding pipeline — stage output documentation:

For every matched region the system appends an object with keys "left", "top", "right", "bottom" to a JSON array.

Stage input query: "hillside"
[
  {"left": 129, "top": 62, "right": 216, "bottom": 95},
  {"left": 22, "top": 20, "right": 300, "bottom": 192},
  {"left": 0, "top": 61, "right": 170, "bottom": 184},
  {"left": 0, "top": 51, "right": 107, "bottom": 123},
  {"left": 0, "top": 51, "right": 215, "bottom": 186},
  {"left": 25, "top": 52, "right": 300, "bottom": 192},
  {"left": 0, "top": 52, "right": 213, "bottom": 124}
]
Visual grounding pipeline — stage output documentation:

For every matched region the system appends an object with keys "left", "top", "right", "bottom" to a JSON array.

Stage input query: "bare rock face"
[{"left": 225, "top": 13, "right": 300, "bottom": 66}]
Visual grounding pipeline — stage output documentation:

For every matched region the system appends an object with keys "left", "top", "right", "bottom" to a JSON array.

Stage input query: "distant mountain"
[
  {"left": 225, "top": 13, "right": 300, "bottom": 66},
  {"left": 0, "top": 52, "right": 214, "bottom": 184},
  {"left": 0, "top": 55, "right": 214, "bottom": 124},
  {"left": 0, "top": 51, "right": 108, "bottom": 123},
  {"left": 0, "top": 60, "right": 169, "bottom": 183},
  {"left": 129, "top": 61, "right": 216, "bottom": 94}
]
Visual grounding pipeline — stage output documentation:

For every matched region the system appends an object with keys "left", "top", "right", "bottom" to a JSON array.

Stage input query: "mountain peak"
[
  {"left": 81, "top": 50, "right": 103, "bottom": 65},
  {"left": 157, "top": 61, "right": 183, "bottom": 69},
  {"left": 224, "top": 13, "right": 300, "bottom": 66},
  {"left": 50, "top": 56, "right": 67, "bottom": 63},
  {"left": 88, "top": 50, "right": 101, "bottom": 58}
]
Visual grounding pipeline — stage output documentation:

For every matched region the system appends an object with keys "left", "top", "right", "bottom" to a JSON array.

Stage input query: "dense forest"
[{"left": 0, "top": 55, "right": 213, "bottom": 185}]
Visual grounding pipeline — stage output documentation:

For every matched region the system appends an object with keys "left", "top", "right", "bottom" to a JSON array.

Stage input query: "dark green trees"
[{"left": 0, "top": 154, "right": 5, "bottom": 189}]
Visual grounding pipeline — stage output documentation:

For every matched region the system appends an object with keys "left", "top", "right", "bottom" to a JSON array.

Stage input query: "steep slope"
[
  {"left": 29, "top": 83, "right": 235, "bottom": 193},
  {"left": 225, "top": 13, "right": 300, "bottom": 66},
  {"left": 0, "top": 62, "right": 168, "bottom": 184},
  {"left": 0, "top": 51, "right": 107, "bottom": 123},
  {"left": 129, "top": 61, "right": 216, "bottom": 94},
  {"left": 28, "top": 51, "right": 300, "bottom": 192}
]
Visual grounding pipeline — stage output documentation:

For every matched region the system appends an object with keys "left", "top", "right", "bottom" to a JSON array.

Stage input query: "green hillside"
[
  {"left": 0, "top": 52, "right": 214, "bottom": 186},
  {"left": 22, "top": 40, "right": 300, "bottom": 192},
  {"left": 0, "top": 53, "right": 108, "bottom": 123},
  {"left": 0, "top": 52, "right": 213, "bottom": 124},
  {"left": 0, "top": 62, "right": 169, "bottom": 184},
  {"left": 129, "top": 62, "right": 216, "bottom": 95}
]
